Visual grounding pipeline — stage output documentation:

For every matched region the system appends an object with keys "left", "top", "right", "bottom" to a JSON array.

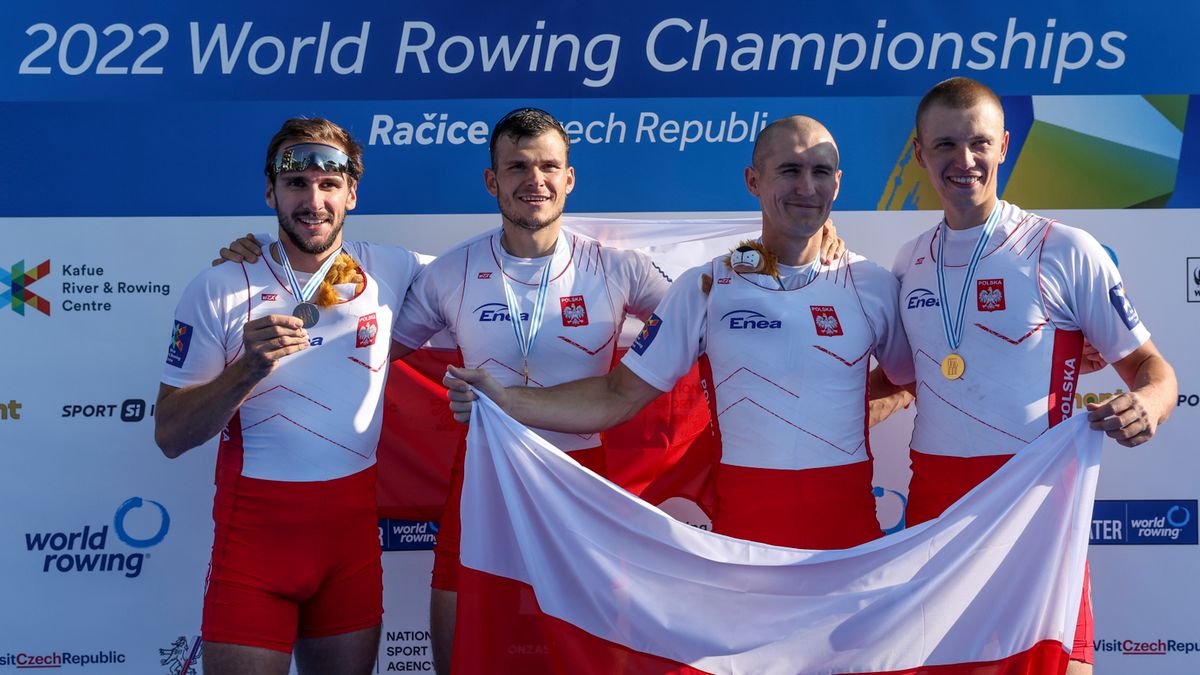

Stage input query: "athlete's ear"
[
  {"left": 484, "top": 168, "right": 499, "bottom": 197},
  {"left": 744, "top": 166, "right": 761, "bottom": 197},
  {"left": 999, "top": 129, "right": 1010, "bottom": 165},
  {"left": 265, "top": 179, "right": 276, "bottom": 209}
]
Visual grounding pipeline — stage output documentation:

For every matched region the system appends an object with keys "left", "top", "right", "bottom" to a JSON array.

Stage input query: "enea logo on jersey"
[
  {"left": 1, "top": 258, "right": 52, "bottom": 317},
  {"left": 474, "top": 302, "right": 528, "bottom": 322},
  {"left": 1108, "top": 282, "right": 1141, "bottom": 330},
  {"left": 810, "top": 305, "right": 843, "bottom": 336},
  {"left": 356, "top": 313, "right": 378, "bottom": 348},
  {"left": 1090, "top": 499, "right": 1197, "bottom": 545},
  {"left": 23, "top": 497, "right": 171, "bottom": 578},
  {"left": 722, "top": 309, "right": 782, "bottom": 330},
  {"left": 379, "top": 519, "right": 438, "bottom": 551},
  {"left": 905, "top": 288, "right": 940, "bottom": 310},
  {"left": 166, "top": 320, "right": 192, "bottom": 367},
  {"left": 976, "top": 278, "right": 1005, "bottom": 312},
  {"left": 560, "top": 295, "right": 589, "bottom": 327},
  {"left": 630, "top": 313, "right": 663, "bottom": 355}
]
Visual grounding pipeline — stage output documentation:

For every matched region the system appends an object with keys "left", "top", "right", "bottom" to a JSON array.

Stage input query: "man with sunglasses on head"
[{"left": 155, "top": 118, "right": 422, "bottom": 675}]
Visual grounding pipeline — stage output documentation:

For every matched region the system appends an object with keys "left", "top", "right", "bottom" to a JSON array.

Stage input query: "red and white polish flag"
[{"left": 456, "top": 394, "right": 1100, "bottom": 675}]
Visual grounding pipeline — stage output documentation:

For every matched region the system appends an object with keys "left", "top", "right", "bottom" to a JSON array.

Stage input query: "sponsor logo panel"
[
  {"left": 1090, "top": 499, "right": 1197, "bottom": 545},
  {"left": 166, "top": 320, "right": 192, "bottom": 367},
  {"left": 5, "top": 258, "right": 173, "bottom": 318},
  {"left": 382, "top": 630, "right": 434, "bottom": 673},
  {"left": 379, "top": 519, "right": 438, "bottom": 551},
  {"left": 22, "top": 497, "right": 172, "bottom": 578},
  {"left": 0, "top": 650, "right": 128, "bottom": 668},
  {"left": 1094, "top": 638, "right": 1200, "bottom": 656},
  {"left": 61, "top": 397, "right": 155, "bottom": 422}
]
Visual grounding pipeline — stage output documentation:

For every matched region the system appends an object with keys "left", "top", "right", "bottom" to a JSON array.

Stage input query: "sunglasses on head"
[{"left": 269, "top": 143, "right": 357, "bottom": 178}]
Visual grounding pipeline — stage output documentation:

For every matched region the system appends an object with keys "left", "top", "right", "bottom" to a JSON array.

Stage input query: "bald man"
[{"left": 446, "top": 116, "right": 914, "bottom": 549}]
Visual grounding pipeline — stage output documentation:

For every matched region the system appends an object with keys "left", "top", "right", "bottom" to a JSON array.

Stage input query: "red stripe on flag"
[{"left": 455, "top": 567, "right": 1072, "bottom": 675}]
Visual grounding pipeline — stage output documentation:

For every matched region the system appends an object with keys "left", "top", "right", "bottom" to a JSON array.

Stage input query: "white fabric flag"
[{"left": 459, "top": 393, "right": 1101, "bottom": 674}]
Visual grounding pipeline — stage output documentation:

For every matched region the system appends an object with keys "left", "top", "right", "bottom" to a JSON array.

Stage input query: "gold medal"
[{"left": 940, "top": 353, "right": 965, "bottom": 380}]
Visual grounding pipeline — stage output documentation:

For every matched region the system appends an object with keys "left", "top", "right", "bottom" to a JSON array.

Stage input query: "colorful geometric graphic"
[
  {"left": 0, "top": 259, "right": 51, "bottom": 316},
  {"left": 878, "top": 95, "right": 1189, "bottom": 210}
]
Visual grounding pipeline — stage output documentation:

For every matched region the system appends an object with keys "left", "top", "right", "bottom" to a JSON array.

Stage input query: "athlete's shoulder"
[
  {"left": 420, "top": 229, "right": 493, "bottom": 273},
  {"left": 843, "top": 250, "right": 901, "bottom": 291}
]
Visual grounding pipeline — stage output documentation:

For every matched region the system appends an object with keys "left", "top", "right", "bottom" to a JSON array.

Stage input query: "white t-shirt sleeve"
[
  {"left": 391, "top": 255, "right": 455, "bottom": 349},
  {"left": 851, "top": 257, "right": 915, "bottom": 386},
  {"left": 1040, "top": 223, "right": 1150, "bottom": 364},
  {"left": 891, "top": 235, "right": 920, "bottom": 281},
  {"left": 606, "top": 247, "right": 672, "bottom": 321},
  {"left": 620, "top": 264, "right": 708, "bottom": 392},
  {"left": 160, "top": 268, "right": 242, "bottom": 388}
]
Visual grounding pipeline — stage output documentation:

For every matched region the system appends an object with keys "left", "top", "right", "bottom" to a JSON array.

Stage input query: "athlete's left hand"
[
  {"left": 1086, "top": 393, "right": 1156, "bottom": 447},
  {"left": 819, "top": 219, "right": 845, "bottom": 264}
]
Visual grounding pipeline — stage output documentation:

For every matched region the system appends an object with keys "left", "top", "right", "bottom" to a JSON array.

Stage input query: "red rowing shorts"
[
  {"left": 908, "top": 450, "right": 1093, "bottom": 664},
  {"left": 432, "top": 440, "right": 606, "bottom": 592},
  {"left": 712, "top": 459, "right": 883, "bottom": 549},
  {"left": 202, "top": 465, "right": 383, "bottom": 652}
]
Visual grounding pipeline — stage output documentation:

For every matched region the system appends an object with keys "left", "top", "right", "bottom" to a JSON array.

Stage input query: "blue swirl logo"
[
  {"left": 113, "top": 497, "right": 170, "bottom": 548},
  {"left": 1167, "top": 504, "right": 1191, "bottom": 528}
]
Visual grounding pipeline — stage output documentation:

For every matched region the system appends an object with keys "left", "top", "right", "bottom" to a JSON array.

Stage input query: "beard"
[
  {"left": 497, "top": 194, "right": 562, "bottom": 233},
  {"left": 277, "top": 209, "right": 344, "bottom": 255}
]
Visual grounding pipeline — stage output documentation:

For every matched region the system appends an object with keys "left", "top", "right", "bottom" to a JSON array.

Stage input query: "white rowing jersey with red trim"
[
  {"left": 894, "top": 201, "right": 1150, "bottom": 458},
  {"left": 624, "top": 250, "right": 913, "bottom": 471},
  {"left": 393, "top": 227, "right": 668, "bottom": 452},
  {"left": 162, "top": 241, "right": 421, "bottom": 481}
]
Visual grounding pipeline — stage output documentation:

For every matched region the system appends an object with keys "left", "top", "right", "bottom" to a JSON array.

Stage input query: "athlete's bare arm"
[
  {"left": 1085, "top": 339, "right": 1177, "bottom": 447},
  {"left": 867, "top": 367, "right": 915, "bottom": 427},
  {"left": 154, "top": 314, "right": 308, "bottom": 458},
  {"left": 444, "top": 363, "right": 662, "bottom": 433}
]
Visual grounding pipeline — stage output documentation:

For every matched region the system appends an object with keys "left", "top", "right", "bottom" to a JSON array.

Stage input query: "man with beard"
[
  {"left": 391, "top": 107, "right": 671, "bottom": 674},
  {"left": 155, "top": 118, "right": 422, "bottom": 675}
]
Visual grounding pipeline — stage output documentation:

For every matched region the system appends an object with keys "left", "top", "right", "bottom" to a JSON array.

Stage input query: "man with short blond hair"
[{"left": 890, "top": 77, "right": 1178, "bottom": 673}]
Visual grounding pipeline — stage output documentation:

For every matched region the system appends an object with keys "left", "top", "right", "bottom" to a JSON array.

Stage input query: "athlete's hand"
[
  {"left": 212, "top": 233, "right": 264, "bottom": 266},
  {"left": 1079, "top": 339, "right": 1108, "bottom": 374},
  {"left": 819, "top": 219, "right": 845, "bottom": 264},
  {"left": 1087, "top": 392, "right": 1157, "bottom": 447},
  {"left": 241, "top": 314, "right": 309, "bottom": 377},
  {"left": 444, "top": 365, "right": 506, "bottom": 424}
]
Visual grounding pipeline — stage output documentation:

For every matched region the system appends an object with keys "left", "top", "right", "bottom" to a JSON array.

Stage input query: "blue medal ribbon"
[{"left": 935, "top": 202, "right": 1002, "bottom": 354}]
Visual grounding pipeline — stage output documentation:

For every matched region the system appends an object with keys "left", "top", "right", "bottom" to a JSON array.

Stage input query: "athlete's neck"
[
  {"left": 500, "top": 221, "right": 561, "bottom": 258},
  {"left": 761, "top": 228, "right": 823, "bottom": 267},
  {"left": 944, "top": 196, "right": 999, "bottom": 231},
  {"left": 272, "top": 236, "right": 341, "bottom": 273}
]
